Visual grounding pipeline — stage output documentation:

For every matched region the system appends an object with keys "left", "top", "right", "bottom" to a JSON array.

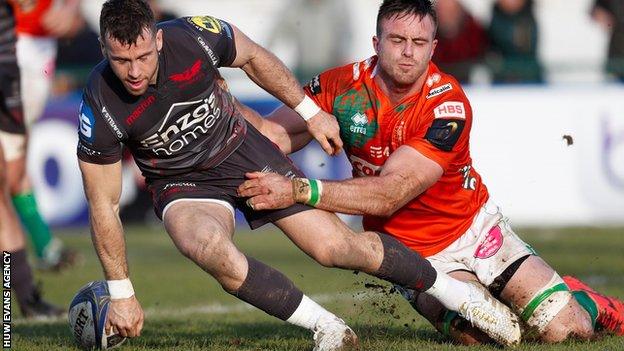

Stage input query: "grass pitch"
[{"left": 12, "top": 225, "right": 624, "bottom": 350}]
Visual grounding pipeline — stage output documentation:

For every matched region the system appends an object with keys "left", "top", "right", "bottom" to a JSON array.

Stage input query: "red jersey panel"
[
  {"left": 11, "top": 0, "right": 54, "bottom": 36},
  {"left": 305, "top": 57, "right": 489, "bottom": 257}
]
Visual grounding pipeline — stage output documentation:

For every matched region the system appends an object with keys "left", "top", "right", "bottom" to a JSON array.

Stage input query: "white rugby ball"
[{"left": 68, "top": 281, "right": 126, "bottom": 350}]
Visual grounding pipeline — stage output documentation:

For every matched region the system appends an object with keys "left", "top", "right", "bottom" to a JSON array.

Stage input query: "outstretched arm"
[
  {"left": 228, "top": 25, "right": 342, "bottom": 156},
  {"left": 238, "top": 145, "right": 443, "bottom": 217},
  {"left": 79, "top": 160, "right": 144, "bottom": 338}
]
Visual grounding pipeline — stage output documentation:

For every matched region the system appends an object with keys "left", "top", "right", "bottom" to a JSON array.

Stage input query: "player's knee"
[
  {"left": 176, "top": 225, "right": 230, "bottom": 261},
  {"left": 517, "top": 273, "right": 594, "bottom": 342},
  {"left": 306, "top": 242, "right": 343, "bottom": 268},
  {"left": 542, "top": 302, "right": 594, "bottom": 342}
]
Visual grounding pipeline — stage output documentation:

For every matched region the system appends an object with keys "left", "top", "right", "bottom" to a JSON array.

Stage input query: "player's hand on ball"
[
  {"left": 107, "top": 296, "right": 144, "bottom": 338},
  {"left": 306, "top": 110, "right": 343, "bottom": 156},
  {"left": 239, "top": 172, "right": 295, "bottom": 210}
]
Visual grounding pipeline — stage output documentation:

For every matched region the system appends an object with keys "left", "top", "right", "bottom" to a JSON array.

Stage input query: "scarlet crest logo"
[
  {"left": 474, "top": 225, "right": 504, "bottom": 259},
  {"left": 169, "top": 60, "right": 203, "bottom": 86}
]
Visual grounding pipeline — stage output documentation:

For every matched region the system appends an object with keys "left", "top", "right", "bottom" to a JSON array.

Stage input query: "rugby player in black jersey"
[{"left": 77, "top": 1, "right": 522, "bottom": 349}]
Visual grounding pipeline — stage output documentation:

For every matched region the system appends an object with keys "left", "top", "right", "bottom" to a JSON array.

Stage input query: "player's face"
[
  {"left": 373, "top": 13, "right": 437, "bottom": 88},
  {"left": 102, "top": 28, "right": 163, "bottom": 96}
]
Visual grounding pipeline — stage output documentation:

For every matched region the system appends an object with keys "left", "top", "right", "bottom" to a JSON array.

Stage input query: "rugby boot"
[
  {"left": 19, "top": 286, "right": 65, "bottom": 320},
  {"left": 563, "top": 275, "right": 624, "bottom": 335},
  {"left": 457, "top": 281, "right": 522, "bottom": 347},
  {"left": 313, "top": 316, "right": 359, "bottom": 351}
]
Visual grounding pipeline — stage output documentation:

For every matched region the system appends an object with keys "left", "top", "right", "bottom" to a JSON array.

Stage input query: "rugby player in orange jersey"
[{"left": 238, "top": 0, "right": 624, "bottom": 343}]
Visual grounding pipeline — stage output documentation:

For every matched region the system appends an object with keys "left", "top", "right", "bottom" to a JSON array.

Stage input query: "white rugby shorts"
[{"left": 426, "top": 200, "right": 535, "bottom": 286}]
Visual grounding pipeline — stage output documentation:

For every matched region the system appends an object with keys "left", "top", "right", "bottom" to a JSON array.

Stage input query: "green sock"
[
  {"left": 571, "top": 290, "right": 599, "bottom": 329},
  {"left": 12, "top": 192, "right": 53, "bottom": 258}
]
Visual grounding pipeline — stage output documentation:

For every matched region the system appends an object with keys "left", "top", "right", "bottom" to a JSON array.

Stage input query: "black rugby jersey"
[
  {"left": 0, "top": 0, "right": 17, "bottom": 64},
  {"left": 77, "top": 16, "right": 247, "bottom": 181}
]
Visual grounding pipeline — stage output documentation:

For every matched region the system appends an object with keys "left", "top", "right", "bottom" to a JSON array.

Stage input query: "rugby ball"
[{"left": 68, "top": 281, "right": 126, "bottom": 350}]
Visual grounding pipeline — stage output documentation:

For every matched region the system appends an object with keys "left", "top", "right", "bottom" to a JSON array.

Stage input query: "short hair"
[
  {"left": 100, "top": 0, "right": 156, "bottom": 46},
  {"left": 376, "top": 0, "right": 438, "bottom": 37}
]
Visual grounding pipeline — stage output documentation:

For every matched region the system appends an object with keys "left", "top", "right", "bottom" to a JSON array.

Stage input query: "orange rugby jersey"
[
  {"left": 11, "top": 0, "right": 54, "bottom": 36},
  {"left": 304, "top": 57, "right": 489, "bottom": 257}
]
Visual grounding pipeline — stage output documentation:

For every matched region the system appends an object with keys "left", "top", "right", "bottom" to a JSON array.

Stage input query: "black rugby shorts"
[{"left": 149, "top": 123, "right": 312, "bottom": 229}]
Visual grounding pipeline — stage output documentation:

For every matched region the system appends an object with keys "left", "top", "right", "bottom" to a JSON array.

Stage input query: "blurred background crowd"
[{"left": 49, "top": 0, "right": 623, "bottom": 97}]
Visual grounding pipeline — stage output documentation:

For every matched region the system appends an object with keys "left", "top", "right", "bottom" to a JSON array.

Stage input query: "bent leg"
[
  {"left": 163, "top": 201, "right": 246, "bottom": 291},
  {"left": 501, "top": 255, "right": 594, "bottom": 342},
  {"left": 164, "top": 200, "right": 359, "bottom": 349}
]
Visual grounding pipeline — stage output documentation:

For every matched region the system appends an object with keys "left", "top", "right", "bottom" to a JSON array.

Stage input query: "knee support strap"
[{"left": 519, "top": 273, "right": 571, "bottom": 332}]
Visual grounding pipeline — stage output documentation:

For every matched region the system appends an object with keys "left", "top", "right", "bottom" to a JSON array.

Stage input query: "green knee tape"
[
  {"left": 442, "top": 310, "right": 459, "bottom": 337},
  {"left": 521, "top": 283, "right": 569, "bottom": 322},
  {"left": 12, "top": 192, "right": 53, "bottom": 258},
  {"left": 571, "top": 291, "right": 598, "bottom": 329}
]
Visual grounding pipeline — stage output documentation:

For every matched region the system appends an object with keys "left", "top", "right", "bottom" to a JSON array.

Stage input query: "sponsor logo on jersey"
[
  {"left": 394, "top": 120, "right": 406, "bottom": 144},
  {"left": 169, "top": 59, "right": 204, "bottom": 87},
  {"left": 140, "top": 92, "right": 222, "bottom": 156},
  {"left": 460, "top": 164, "right": 477, "bottom": 190},
  {"left": 101, "top": 107, "right": 124, "bottom": 140},
  {"left": 369, "top": 145, "right": 390, "bottom": 159},
  {"left": 79, "top": 101, "right": 95, "bottom": 143},
  {"left": 426, "top": 73, "right": 441, "bottom": 87},
  {"left": 349, "top": 112, "right": 368, "bottom": 135},
  {"left": 196, "top": 36, "right": 219, "bottom": 66},
  {"left": 352, "top": 62, "right": 360, "bottom": 81},
  {"left": 163, "top": 182, "right": 197, "bottom": 190},
  {"left": 426, "top": 83, "right": 453, "bottom": 99},
  {"left": 425, "top": 118, "right": 465, "bottom": 152},
  {"left": 126, "top": 95, "right": 156, "bottom": 125},
  {"left": 308, "top": 75, "right": 321, "bottom": 95},
  {"left": 77, "top": 142, "right": 101, "bottom": 157},
  {"left": 434, "top": 101, "right": 465, "bottom": 119},
  {"left": 349, "top": 154, "right": 382, "bottom": 177},
  {"left": 189, "top": 16, "right": 222, "bottom": 34}
]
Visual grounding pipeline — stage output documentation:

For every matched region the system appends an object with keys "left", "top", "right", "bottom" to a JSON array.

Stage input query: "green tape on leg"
[
  {"left": 571, "top": 291, "right": 598, "bottom": 329},
  {"left": 442, "top": 310, "right": 459, "bottom": 337},
  {"left": 521, "top": 283, "right": 569, "bottom": 322}
]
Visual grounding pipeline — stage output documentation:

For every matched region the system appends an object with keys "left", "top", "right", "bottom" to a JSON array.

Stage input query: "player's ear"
[
  {"left": 430, "top": 39, "right": 438, "bottom": 60},
  {"left": 99, "top": 37, "right": 107, "bottom": 59},
  {"left": 156, "top": 29, "right": 163, "bottom": 52},
  {"left": 373, "top": 35, "right": 380, "bottom": 55}
]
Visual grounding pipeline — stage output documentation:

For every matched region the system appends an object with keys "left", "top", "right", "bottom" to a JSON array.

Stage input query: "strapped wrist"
[
  {"left": 294, "top": 95, "right": 321, "bottom": 121},
  {"left": 292, "top": 178, "right": 323, "bottom": 206},
  {"left": 107, "top": 278, "right": 135, "bottom": 299}
]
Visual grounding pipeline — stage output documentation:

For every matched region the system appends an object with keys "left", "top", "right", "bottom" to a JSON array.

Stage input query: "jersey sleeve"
[
  {"left": 76, "top": 92, "right": 122, "bottom": 165},
  {"left": 184, "top": 16, "right": 237, "bottom": 67},
  {"left": 405, "top": 90, "right": 472, "bottom": 171},
  {"left": 303, "top": 66, "right": 350, "bottom": 113}
]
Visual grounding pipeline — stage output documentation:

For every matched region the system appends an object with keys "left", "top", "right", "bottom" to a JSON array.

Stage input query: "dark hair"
[
  {"left": 100, "top": 0, "right": 156, "bottom": 46},
  {"left": 376, "top": 0, "right": 438, "bottom": 37}
]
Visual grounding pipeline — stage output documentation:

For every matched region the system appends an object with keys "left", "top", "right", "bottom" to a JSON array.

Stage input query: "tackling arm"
[{"left": 240, "top": 145, "right": 443, "bottom": 217}]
